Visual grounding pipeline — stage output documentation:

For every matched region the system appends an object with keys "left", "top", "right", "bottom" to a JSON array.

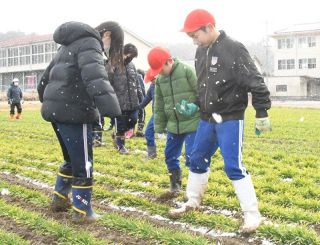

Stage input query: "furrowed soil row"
[
  {"left": 0, "top": 171, "right": 260, "bottom": 245},
  {"left": 0, "top": 215, "right": 57, "bottom": 245}
]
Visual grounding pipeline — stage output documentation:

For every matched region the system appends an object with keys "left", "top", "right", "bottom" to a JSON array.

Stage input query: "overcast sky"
[{"left": 0, "top": 0, "right": 319, "bottom": 44}]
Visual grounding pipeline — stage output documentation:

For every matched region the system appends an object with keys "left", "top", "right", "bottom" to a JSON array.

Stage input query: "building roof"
[
  {"left": 123, "top": 27, "right": 153, "bottom": 47},
  {"left": 271, "top": 22, "right": 320, "bottom": 37},
  {"left": 0, "top": 28, "right": 153, "bottom": 49},
  {"left": 0, "top": 34, "right": 53, "bottom": 48}
]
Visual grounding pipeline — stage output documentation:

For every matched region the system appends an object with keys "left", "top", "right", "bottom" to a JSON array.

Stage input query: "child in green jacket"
[{"left": 147, "top": 47, "right": 200, "bottom": 200}]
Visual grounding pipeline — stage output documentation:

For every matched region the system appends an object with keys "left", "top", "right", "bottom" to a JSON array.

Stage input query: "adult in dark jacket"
[
  {"left": 7, "top": 78, "right": 23, "bottom": 119},
  {"left": 37, "top": 21, "right": 121, "bottom": 222},
  {"left": 170, "top": 9, "right": 272, "bottom": 234}
]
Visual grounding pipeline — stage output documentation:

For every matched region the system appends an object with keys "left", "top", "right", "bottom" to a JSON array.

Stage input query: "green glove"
[
  {"left": 176, "top": 100, "right": 199, "bottom": 117},
  {"left": 255, "top": 117, "right": 272, "bottom": 135}
]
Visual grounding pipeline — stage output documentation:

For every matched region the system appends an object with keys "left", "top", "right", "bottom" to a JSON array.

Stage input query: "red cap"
[
  {"left": 181, "top": 9, "right": 215, "bottom": 33},
  {"left": 144, "top": 69, "right": 155, "bottom": 83},
  {"left": 147, "top": 47, "right": 171, "bottom": 77}
]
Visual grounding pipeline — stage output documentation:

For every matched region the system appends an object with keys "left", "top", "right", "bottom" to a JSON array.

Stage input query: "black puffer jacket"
[
  {"left": 7, "top": 84, "right": 23, "bottom": 103},
  {"left": 38, "top": 22, "right": 121, "bottom": 124},
  {"left": 195, "top": 30, "right": 271, "bottom": 122},
  {"left": 107, "top": 62, "right": 143, "bottom": 112}
]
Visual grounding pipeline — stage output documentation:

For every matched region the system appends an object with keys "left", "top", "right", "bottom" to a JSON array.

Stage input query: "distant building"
[
  {"left": 0, "top": 28, "right": 153, "bottom": 92},
  {"left": 268, "top": 22, "right": 320, "bottom": 99}
]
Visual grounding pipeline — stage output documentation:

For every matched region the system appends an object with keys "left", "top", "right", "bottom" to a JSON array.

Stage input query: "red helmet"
[
  {"left": 147, "top": 47, "right": 171, "bottom": 77},
  {"left": 181, "top": 9, "right": 215, "bottom": 33}
]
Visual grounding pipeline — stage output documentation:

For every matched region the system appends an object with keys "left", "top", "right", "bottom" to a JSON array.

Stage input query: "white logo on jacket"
[{"left": 211, "top": 57, "right": 218, "bottom": 65}]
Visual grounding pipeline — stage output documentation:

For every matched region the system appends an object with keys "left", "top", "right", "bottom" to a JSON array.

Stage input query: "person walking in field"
[
  {"left": 135, "top": 69, "right": 147, "bottom": 137},
  {"left": 7, "top": 78, "right": 23, "bottom": 119},
  {"left": 38, "top": 21, "right": 121, "bottom": 223},
  {"left": 138, "top": 70, "right": 156, "bottom": 159},
  {"left": 169, "top": 9, "right": 272, "bottom": 233},
  {"left": 147, "top": 47, "right": 200, "bottom": 200}
]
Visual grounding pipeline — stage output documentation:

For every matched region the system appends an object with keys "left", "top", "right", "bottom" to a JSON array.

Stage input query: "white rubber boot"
[
  {"left": 169, "top": 170, "right": 210, "bottom": 217},
  {"left": 232, "top": 175, "right": 261, "bottom": 233}
]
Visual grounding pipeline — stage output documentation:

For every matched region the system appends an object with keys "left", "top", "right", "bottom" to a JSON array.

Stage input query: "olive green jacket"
[{"left": 154, "top": 59, "right": 200, "bottom": 134}]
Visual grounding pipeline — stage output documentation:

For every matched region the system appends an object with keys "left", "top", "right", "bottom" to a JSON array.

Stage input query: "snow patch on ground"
[
  {"left": 106, "top": 202, "right": 238, "bottom": 238},
  {"left": 1, "top": 188, "right": 10, "bottom": 195}
]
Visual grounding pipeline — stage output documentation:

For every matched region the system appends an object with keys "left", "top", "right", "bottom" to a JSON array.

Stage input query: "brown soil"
[
  {"left": 0, "top": 215, "right": 58, "bottom": 245},
  {"left": 1, "top": 173, "right": 260, "bottom": 245}
]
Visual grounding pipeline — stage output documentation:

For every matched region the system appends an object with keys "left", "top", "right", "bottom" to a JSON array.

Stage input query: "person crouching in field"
[
  {"left": 148, "top": 47, "right": 200, "bottom": 200},
  {"left": 169, "top": 9, "right": 272, "bottom": 233},
  {"left": 37, "top": 21, "right": 121, "bottom": 223}
]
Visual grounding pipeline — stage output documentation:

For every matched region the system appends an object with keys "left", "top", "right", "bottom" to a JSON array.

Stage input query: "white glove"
[{"left": 255, "top": 117, "right": 271, "bottom": 135}]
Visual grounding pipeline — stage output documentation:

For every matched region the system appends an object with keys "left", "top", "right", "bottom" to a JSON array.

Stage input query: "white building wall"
[
  {"left": 0, "top": 63, "right": 47, "bottom": 73},
  {"left": 267, "top": 76, "right": 306, "bottom": 97},
  {"left": 272, "top": 33, "right": 320, "bottom": 77}
]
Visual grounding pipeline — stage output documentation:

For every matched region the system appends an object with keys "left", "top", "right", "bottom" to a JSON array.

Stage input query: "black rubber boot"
[
  {"left": 147, "top": 146, "right": 157, "bottom": 159},
  {"left": 157, "top": 168, "right": 182, "bottom": 202},
  {"left": 169, "top": 168, "right": 182, "bottom": 193}
]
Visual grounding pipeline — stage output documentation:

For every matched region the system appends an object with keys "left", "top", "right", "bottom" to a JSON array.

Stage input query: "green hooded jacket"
[{"left": 154, "top": 59, "right": 200, "bottom": 134}]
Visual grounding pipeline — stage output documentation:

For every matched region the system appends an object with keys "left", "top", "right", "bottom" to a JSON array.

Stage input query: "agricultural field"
[{"left": 0, "top": 102, "right": 320, "bottom": 244}]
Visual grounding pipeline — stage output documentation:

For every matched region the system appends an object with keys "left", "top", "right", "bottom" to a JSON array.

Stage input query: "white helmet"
[{"left": 13, "top": 78, "right": 19, "bottom": 82}]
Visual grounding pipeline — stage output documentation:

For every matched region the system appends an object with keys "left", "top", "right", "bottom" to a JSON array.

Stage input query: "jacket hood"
[{"left": 53, "top": 21, "right": 102, "bottom": 46}]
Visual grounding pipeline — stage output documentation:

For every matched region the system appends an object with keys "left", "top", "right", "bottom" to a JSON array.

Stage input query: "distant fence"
[{"left": 271, "top": 96, "right": 320, "bottom": 101}]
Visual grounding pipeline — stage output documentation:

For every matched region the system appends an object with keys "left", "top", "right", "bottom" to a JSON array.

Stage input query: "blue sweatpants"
[
  {"left": 190, "top": 119, "right": 248, "bottom": 180},
  {"left": 55, "top": 123, "right": 93, "bottom": 179},
  {"left": 145, "top": 115, "right": 155, "bottom": 147},
  {"left": 165, "top": 131, "right": 196, "bottom": 171}
]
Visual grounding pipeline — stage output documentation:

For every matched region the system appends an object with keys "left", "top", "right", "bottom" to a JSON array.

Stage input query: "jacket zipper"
[
  {"left": 204, "top": 46, "right": 211, "bottom": 113},
  {"left": 169, "top": 74, "right": 180, "bottom": 134}
]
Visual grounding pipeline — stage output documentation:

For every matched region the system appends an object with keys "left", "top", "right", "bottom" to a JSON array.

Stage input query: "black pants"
[
  {"left": 53, "top": 122, "right": 93, "bottom": 178},
  {"left": 115, "top": 110, "right": 138, "bottom": 136},
  {"left": 92, "top": 115, "right": 105, "bottom": 141},
  {"left": 10, "top": 102, "right": 22, "bottom": 115}
]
